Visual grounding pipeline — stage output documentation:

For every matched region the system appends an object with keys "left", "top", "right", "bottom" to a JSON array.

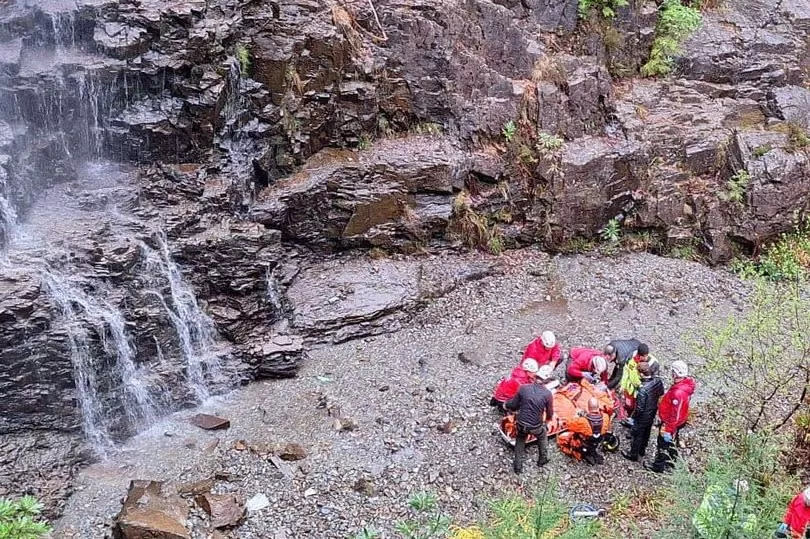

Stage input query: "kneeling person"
[
  {"left": 505, "top": 364, "right": 554, "bottom": 473},
  {"left": 558, "top": 397, "right": 610, "bottom": 465}
]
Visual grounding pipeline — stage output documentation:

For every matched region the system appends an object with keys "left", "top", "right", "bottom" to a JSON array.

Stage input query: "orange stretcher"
[{"left": 497, "top": 380, "right": 618, "bottom": 446}]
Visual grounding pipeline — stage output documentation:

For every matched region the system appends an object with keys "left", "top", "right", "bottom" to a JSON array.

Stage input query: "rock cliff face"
[{"left": 0, "top": 0, "right": 808, "bottom": 515}]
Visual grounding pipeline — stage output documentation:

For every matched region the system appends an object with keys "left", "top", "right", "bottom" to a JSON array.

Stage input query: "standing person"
[
  {"left": 622, "top": 361, "right": 664, "bottom": 462},
  {"left": 775, "top": 487, "right": 810, "bottom": 538},
  {"left": 566, "top": 347, "right": 608, "bottom": 384},
  {"left": 505, "top": 362, "right": 554, "bottom": 473},
  {"left": 521, "top": 330, "right": 560, "bottom": 368},
  {"left": 646, "top": 360, "right": 695, "bottom": 473},
  {"left": 619, "top": 344, "right": 660, "bottom": 424},
  {"left": 604, "top": 338, "right": 642, "bottom": 389}
]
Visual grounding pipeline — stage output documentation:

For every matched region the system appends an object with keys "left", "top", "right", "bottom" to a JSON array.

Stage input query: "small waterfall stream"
[
  {"left": 141, "top": 232, "right": 223, "bottom": 402},
  {"left": 43, "top": 270, "right": 158, "bottom": 453}
]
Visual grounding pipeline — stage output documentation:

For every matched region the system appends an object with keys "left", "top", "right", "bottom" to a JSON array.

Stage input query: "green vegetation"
[
  {"left": 0, "top": 496, "right": 51, "bottom": 539},
  {"left": 450, "top": 191, "right": 505, "bottom": 255},
  {"left": 752, "top": 143, "right": 773, "bottom": 158},
  {"left": 668, "top": 241, "right": 700, "bottom": 261},
  {"left": 357, "top": 133, "right": 373, "bottom": 150},
  {"left": 235, "top": 44, "right": 251, "bottom": 75},
  {"left": 641, "top": 0, "right": 702, "bottom": 77},
  {"left": 599, "top": 217, "right": 622, "bottom": 244},
  {"left": 395, "top": 492, "right": 451, "bottom": 539},
  {"left": 723, "top": 169, "right": 750, "bottom": 204},
  {"left": 537, "top": 132, "right": 564, "bottom": 153},
  {"left": 732, "top": 219, "right": 810, "bottom": 280},
  {"left": 410, "top": 122, "right": 444, "bottom": 136},
  {"left": 501, "top": 120, "right": 517, "bottom": 143},
  {"left": 578, "top": 0, "right": 629, "bottom": 20},
  {"left": 560, "top": 236, "right": 596, "bottom": 254}
]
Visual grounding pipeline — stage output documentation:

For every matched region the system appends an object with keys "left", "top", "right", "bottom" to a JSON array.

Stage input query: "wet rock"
[
  {"left": 194, "top": 493, "right": 245, "bottom": 529},
  {"left": 176, "top": 478, "right": 214, "bottom": 497},
  {"left": 113, "top": 480, "right": 190, "bottom": 539},
  {"left": 93, "top": 22, "right": 150, "bottom": 59},
  {"left": 189, "top": 414, "right": 230, "bottom": 431}
]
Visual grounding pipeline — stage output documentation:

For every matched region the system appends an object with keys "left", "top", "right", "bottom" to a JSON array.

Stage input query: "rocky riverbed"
[{"left": 53, "top": 248, "right": 749, "bottom": 538}]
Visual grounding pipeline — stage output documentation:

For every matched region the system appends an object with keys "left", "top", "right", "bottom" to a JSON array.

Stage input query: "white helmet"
[
  {"left": 592, "top": 356, "right": 607, "bottom": 374},
  {"left": 537, "top": 365, "right": 554, "bottom": 380},
  {"left": 521, "top": 358, "right": 539, "bottom": 374},
  {"left": 803, "top": 486, "right": 810, "bottom": 504},
  {"left": 541, "top": 331, "right": 556, "bottom": 348},
  {"left": 671, "top": 360, "right": 689, "bottom": 378}
]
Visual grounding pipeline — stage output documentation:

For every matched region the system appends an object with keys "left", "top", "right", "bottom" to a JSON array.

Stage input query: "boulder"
[
  {"left": 113, "top": 480, "right": 190, "bottom": 539},
  {"left": 189, "top": 414, "right": 230, "bottom": 430},
  {"left": 274, "top": 442, "right": 308, "bottom": 461},
  {"left": 194, "top": 493, "right": 245, "bottom": 529}
]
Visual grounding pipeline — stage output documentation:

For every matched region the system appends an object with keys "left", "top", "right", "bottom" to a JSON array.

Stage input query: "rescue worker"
[
  {"left": 490, "top": 358, "right": 536, "bottom": 412},
  {"left": 622, "top": 361, "right": 664, "bottom": 462},
  {"left": 566, "top": 347, "right": 608, "bottom": 384},
  {"left": 775, "top": 486, "right": 810, "bottom": 538},
  {"left": 604, "top": 338, "right": 642, "bottom": 389},
  {"left": 505, "top": 360, "right": 554, "bottom": 473},
  {"left": 693, "top": 479, "right": 757, "bottom": 537},
  {"left": 521, "top": 330, "right": 560, "bottom": 368},
  {"left": 619, "top": 344, "right": 660, "bottom": 424},
  {"left": 557, "top": 397, "right": 609, "bottom": 465},
  {"left": 645, "top": 360, "right": 695, "bottom": 473}
]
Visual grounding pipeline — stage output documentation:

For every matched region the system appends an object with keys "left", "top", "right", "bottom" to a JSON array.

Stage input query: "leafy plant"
[
  {"left": 537, "top": 132, "right": 564, "bottom": 153},
  {"left": 668, "top": 242, "right": 700, "bottom": 261},
  {"left": 735, "top": 219, "right": 810, "bottom": 281},
  {"left": 235, "top": 44, "right": 251, "bottom": 75},
  {"left": 357, "top": 134, "right": 373, "bottom": 150},
  {"left": 0, "top": 496, "right": 51, "bottom": 539},
  {"left": 599, "top": 218, "right": 622, "bottom": 244},
  {"left": 723, "top": 169, "right": 750, "bottom": 204},
  {"left": 501, "top": 120, "right": 517, "bottom": 142},
  {"left": 578, "top": 0, "right": 629, "bottom": 19},
  {"left": 641, "top": 0, "right": 702, "bottom": 77},
  {"left": 395, "top": 491, "right": 451, "bottom": 539}
]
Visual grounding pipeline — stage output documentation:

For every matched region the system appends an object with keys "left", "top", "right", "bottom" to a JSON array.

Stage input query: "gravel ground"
[{"left": 52, "top": 249, "right": 750, "bottom": 539}]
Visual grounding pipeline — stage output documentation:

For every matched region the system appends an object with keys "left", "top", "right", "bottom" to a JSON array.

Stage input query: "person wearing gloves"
[
  {"left": 603, "top": 338, "right": 642, "bottom": 389},
  {"left": 775, "top": 487, "right": 810, "bottom": 538},
  {"left": 622, "top": 361, "right": 664, "bottom": 461},
  {"left": 521, "top": 330, "right": 561, "bottom": 368},
  {"left": 505, "top": 360, "right": 554, "bottom": 473},
  {"left": 645, "top": 360, "right": 696, "bottom": 473},
  {"left": 490, "top": 358, "right": 538, "bottom": 412},
  {"left": 566, "top": 347, "right": 608, "bottom": 384}
]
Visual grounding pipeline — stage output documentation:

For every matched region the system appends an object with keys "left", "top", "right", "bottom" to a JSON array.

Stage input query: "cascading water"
[
  {"left": 141, "top": 232, "right": 223, "bottom": 402},
  {"left": 43, "top": 270, "right": 157, "bottom": 453}
]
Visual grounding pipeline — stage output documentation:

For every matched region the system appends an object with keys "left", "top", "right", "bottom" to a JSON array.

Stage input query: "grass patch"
[
  {"left": 787, "top": 122, "right": 810, "bottom": 152},
  {"left": 560, "top": 236, "right": 596, "bottom": 254},
  {"left": 449, "top": 191, "right": 505, "bottom": 255},
  {"left": 668, "top": 241, "right": 700, "bottom": 261},
  {"left": 641, "top": 0, "right": 702, "bottom": 77},
  {"left": 752, "top": 143, "right": 773, "bottom": 158},
  {"left": 410, "top": 122, "right": 444, "bottom": 136},
  {"left": 578, "top": 0, "right": 629, "bottom": 19}
]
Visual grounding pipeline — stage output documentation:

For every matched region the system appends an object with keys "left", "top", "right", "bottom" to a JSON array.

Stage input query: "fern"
[{"left": 642, "top": 0, "right": 702, "bottom": 77}]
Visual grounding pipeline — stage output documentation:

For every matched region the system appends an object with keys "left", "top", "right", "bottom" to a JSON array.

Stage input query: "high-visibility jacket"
[{"left": 619, "top": 354, "right": 659, "bottom": 398}]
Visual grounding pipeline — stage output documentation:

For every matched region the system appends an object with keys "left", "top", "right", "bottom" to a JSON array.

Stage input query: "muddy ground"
[{"left": 52, "top": 249, "right": 749, "bottom": 538}]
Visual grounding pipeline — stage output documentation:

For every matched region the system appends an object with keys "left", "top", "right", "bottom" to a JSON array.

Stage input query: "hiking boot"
[
  {"left": 537, "top": 458, "right": 549, "bottom": 467},
  {"left": 621, "top": 451, "right": 638, "bottom": 462},
  {"left": 583, "top": 452, "right": 597, "bottom": 466}
]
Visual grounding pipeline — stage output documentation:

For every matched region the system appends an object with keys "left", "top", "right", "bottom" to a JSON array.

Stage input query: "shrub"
[
  {"left": 752, "top": 144, "right": 773, "bottom": 158},
  {"left": 449, "top": 192, "right": 504, "bottom": 255},
  {"left": 641, "top": 0, "right": 702, "bottom": 77},
  {"left": 599, "top": 218, "right": 622, "bottom": 244},
  {"left": 578, "top": 0, "right": 629, "bottom": 20},
  {"left": 668, "top": 241, "right": 700, "bottom": 261},
  {"left": 537, "top": 132, "right": 564, "bottom": 153},
  {"left": 0, "top": 496, "right": 51, "bottom": 539},
  {"left": 501, "top": 120, "right": 517, "bottom": 142},
  {"left": 787, "top": 122, "right": 810, "bottom": 152},
  {"left": 723, "top": 169, "right": 750, "bottom": 204},
  {"left": 657, "top": 433, "right": 798, "bottom": 538},
  {"left": 736, "top": 219, "right": 810, "bottom": 281},
  {"left": 357, "top": 133, "right": 372, "bottom": 150}
]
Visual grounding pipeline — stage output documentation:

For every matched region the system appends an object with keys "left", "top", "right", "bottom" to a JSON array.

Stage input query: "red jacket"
[
  {"left": 493, "top": 366, "right": 532, "bottom": 402},
  {"left": 785, "top": 492, "right": 810, "bottom": 537},
  {"left": 521, "top": 339, "right": 561, "bottom": 366},
  {"left": 658, "top": 377, "right": 696, "bottom": 434},
  {"left": 567, "top": 347, "right": 607, "bottom": 383}
]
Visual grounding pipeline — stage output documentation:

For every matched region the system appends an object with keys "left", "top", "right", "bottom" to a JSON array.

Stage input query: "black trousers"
[
  {"left": 514, "top": 424, "right": 548, "bottom": 470},
  {"left": 629, "top": 420, "right": 653, "bottom": 458},
  {"left": 650, "top": 427, "right": 680, "bottom": 472}
]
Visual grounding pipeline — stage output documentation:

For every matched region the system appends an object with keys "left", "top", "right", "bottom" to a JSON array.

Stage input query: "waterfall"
[
  {"left": 266, "top": 266, "right": 285, "bottom": 314},
  {"left": 141, "top": 233, "right": 222, "bottom": 402},
  {"left": 43, "top": 270, "right": 158, "bottom": 454},
  {"left": 0, "top": 193, "right": 17, "bottom": 253}
]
